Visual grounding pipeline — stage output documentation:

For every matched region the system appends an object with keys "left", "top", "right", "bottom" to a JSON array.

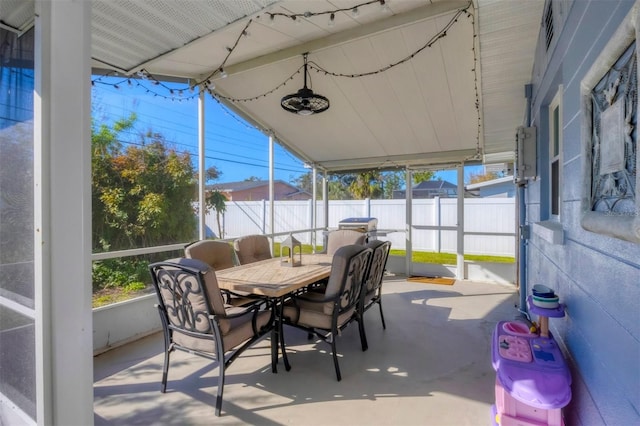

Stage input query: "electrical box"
[{"left": 515, "top": 126, "right": 537, "bottom": 182}]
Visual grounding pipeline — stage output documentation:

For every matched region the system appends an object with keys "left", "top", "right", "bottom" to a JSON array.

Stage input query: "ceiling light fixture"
[{"left": 281, "top": 53, "right": 330, "bottom": 116}]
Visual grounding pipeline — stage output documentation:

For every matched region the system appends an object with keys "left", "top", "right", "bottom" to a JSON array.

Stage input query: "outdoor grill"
[{"left": 338, "top": 217, "right": 378, "bottom": 234}]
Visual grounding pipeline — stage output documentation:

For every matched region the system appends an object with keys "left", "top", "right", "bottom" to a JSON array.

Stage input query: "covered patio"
[
  {"left": 94, "top": 277, "right": 519, "bottom": 424},
  {"left": 0, "top": 1, "right": 550, "bottom": 425}
]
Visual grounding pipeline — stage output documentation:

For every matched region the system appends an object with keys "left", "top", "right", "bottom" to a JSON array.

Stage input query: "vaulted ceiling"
[{"left": 3, "top": 0, "right": 544, "bottom": 172}]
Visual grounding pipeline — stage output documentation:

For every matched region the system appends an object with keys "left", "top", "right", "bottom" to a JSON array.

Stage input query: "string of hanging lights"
[
  {"left": 91, "top": 71, "right": 200, "bottom": 102},
  {"left": 464, "top": 7, "right": 482, "bottom": 158},
  {"left": 209, "top": 2, "right": 473, "bottom": 103},
  {"left": 307, "top": 7, "right": 468, "bottom": 79},
  {"left": 265, "top": 0, "right": 390, "bottom": 26},
  {"left": 90, "top": 0, "right": 478, "bottom": 128}
]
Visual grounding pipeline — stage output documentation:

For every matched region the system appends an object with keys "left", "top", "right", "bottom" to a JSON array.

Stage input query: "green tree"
[
  {"left": 412, "top": 170, "right": 436, "bottom": 184},
  {"left": 92, "top": 115, "right": 197, "bottom": 252},
  {"left": 294, "top": 170, "right": 406, "bottom": 200},
  {"left": 292, "top": 172, "right": 324, "bottom": 199},
  {"left": 380, "top": 171, "right": 404, "bottom": 199},
  {"left": 204, "top": 166, "right": 226, "bottom": 238},
  {"left": 328, "top": 180, "right": 351, "bottom": 200},
  {"left": 349, "top": 171, "right": 383, "bottom": 199},
  {"left": 468, "top": 170, "right": 501, "bottom": 184}
]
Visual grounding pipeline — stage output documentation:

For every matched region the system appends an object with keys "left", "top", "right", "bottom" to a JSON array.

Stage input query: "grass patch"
[
  {"left": 273, "top": 242, "right": 514, "bottom": 263},
  {"left": 93, "top": 286, "right": 153, "bottom": 308},
  {"left": 390, "top": 249, "right": 514, "bottom": 264},
  {"left": 272, "top": 242, "right": 323, "bottom": 256}
]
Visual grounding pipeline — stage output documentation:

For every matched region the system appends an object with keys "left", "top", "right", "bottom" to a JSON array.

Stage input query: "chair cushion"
[
  {"left": 234, "top": 235, "right": 272, "bottom": 264},
  {"left": 326, "top": 230, "right": 367, "bottom": 255},
  {"left": 173, "top": 309, "right": 271, "bottom": 353},
  {"left": 283, "top": 302, "right": 354, "bottom": 330},
  {"left": 322, "top": 244, "right": 368, "bottom": 315},
  {"left": 185, "top": 240, "right": 236, "bottom": 271}
]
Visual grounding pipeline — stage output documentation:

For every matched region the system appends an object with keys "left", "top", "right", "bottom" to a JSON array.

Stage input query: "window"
[
  {"left": 0, "top": 28, "right": 36, "bottom": 422},
  {"left": 549, "top": 88, "right": 562, "bottom": 218}
]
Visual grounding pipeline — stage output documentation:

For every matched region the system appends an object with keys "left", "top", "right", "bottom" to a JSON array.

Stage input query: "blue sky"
[{"left": 92, "top": 75, "right": 481, "bottom": 186}]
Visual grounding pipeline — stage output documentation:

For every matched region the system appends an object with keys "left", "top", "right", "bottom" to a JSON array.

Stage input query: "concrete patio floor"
[{"left": 93, "top": 276, "right": 520, "bottom": 425}]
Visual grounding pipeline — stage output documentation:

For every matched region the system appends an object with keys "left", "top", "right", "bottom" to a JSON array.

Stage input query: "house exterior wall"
[
  {"left": 225, "top": 182, "right": 310, "bottom": 201},
  {"left": 478, "top": 182, "right": 515, "bottom": 198},
  {"left": 527, "top": 1, "right": 639, "bottom": 424}
]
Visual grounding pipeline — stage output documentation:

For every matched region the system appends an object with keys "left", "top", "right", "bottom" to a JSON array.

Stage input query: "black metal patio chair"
[
  {"left": 281, "top": 244, "right": 372, "bottom": 381},
  {"left": 356, "top": 240, "right": 391, "bottom": 351},
  {"left": 149, "top": 258, "right": 273, "bottom": 416}
]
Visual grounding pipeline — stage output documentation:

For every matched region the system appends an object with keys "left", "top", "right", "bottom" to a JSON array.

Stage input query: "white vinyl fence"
[{"left": 207, "top": 198, "right": 516, "bottom": 257}]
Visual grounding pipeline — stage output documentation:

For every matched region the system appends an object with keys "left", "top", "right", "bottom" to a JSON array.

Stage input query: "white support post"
[
  {"left": 35, "top": 1, "right": 93, "bottom": 424},
  {"left": 262, "top": 199, "right": 267, "bottom": 234},
  {"left": 456, "top": 164, "right": 465, "bottom": 279},
  {"left": 323, "top": 173, "right": 329, "bottom": 227},
  {"left": 198, "top": 89, "right": 206, "bottom": 239},
  {"left": 323, "top": 172, "right": 329, "bottom": 251},
  {"left": 269, "top": 135, "right": 275, "bottom": 243},
  {"left": 405, "top": 168, "right": 413, "bottom": 276},
  {"left": 312, "top": 166, "right": 317, "bottom": 249},
  {"left": 434, "top": 195, "right": 441, "bottom": 252}
]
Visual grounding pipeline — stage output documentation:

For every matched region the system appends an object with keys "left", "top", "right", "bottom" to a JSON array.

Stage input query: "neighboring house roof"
[
  {"left": 206, "top": 180, "right": 310, "bottom": 200},
  {"left": 207, "top": 180, "right": 275, "bottom": 192},
  {"left": 391, "top": 180, "right": 458, "bottom": 199},
  {"left": 412, "top": 180, "right": 457, "bottom": 190}
]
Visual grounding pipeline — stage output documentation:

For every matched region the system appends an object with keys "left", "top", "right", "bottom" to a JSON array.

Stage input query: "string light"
[
  {"left": 214, "top": 2, "right": 472, "bottom": 105},
  {"left": 90, "top": 0, "right": 478, "bottom": 155},
  {"left": 467, "top": 7, "right": 482, "bottom": 159},
  {"left": 266, "top": 0, "right": 381, "bottom": 24},
  {"left": 308, "top": 5, "right": 469, "bottom": 79},
  {"left": 91, "top": 72, "right": 199, "bottom": 102}
]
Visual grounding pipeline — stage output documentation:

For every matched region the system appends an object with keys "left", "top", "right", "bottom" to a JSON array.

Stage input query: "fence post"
[
  {"left": 308, "top": 198, "right": 314, "bottom": 247},
  {"left": 405, "top": 169, "right": 413, "bottom": 276},
  {"left": 365, "top": 197, "right": 371, "bottom": 218},
  {"left": 261, "top": 199, "right": 266, "bottom": 234},
  {"left": 456, "top": 164, "right": 465, "bottom": 279},
  {"left": 434, "top": 196, "right": 441, "bottom": 253}
]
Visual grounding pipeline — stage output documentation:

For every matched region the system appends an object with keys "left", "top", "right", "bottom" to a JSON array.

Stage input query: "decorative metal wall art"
[
  {"left": 590, "top": 42, "right": 636, "bottom": 214},
  {"left": 581, "top": 6, "right": 640, "bottom": 243}
]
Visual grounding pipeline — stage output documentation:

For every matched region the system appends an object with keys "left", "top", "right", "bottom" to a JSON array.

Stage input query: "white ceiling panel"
[{"left": 5, "top": 0, "right": 544, "bottom": 170}]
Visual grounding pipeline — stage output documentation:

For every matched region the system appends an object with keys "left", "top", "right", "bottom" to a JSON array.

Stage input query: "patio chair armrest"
[
  {"left": 293, "top": 292, "right": 338, "bottom": 304},
  {"left": 211, "top": 303, "right": 273, "bottom": 335},
  {"left": 228, "top": 290, "right": 269, "bottom": 303},
  {"left": 214, "top": 304, "right": 259, "bottom": 320}
]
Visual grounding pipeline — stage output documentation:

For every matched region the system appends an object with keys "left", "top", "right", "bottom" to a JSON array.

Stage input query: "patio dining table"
[{"left": 215, "top": 254, "right": 333, "bottom": 372}]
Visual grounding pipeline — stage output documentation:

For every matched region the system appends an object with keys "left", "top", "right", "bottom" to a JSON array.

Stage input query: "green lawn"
[
  {"left": 273, "top": 242, "right": 514, "bottom": 264},
  {"left": 390, "top": 249, "right": 514, "bottom": 264}
]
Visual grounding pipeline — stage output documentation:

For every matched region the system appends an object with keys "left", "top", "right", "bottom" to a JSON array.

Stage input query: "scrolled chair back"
[
  {"left": 150, "top": 258, "right": 226, "bottom": 339},
  {"left": 324, "top": 244, "right": 372, "bottom": 316}
]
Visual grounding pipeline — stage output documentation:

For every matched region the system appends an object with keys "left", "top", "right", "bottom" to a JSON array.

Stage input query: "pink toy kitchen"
[{"left": 491, "top": 285, "right": 572, "bottom": 426}]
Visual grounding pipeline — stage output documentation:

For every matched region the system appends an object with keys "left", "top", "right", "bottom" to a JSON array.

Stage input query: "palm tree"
[{"left": 205, "top": 190, "right": 227, "bottom": 238}]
